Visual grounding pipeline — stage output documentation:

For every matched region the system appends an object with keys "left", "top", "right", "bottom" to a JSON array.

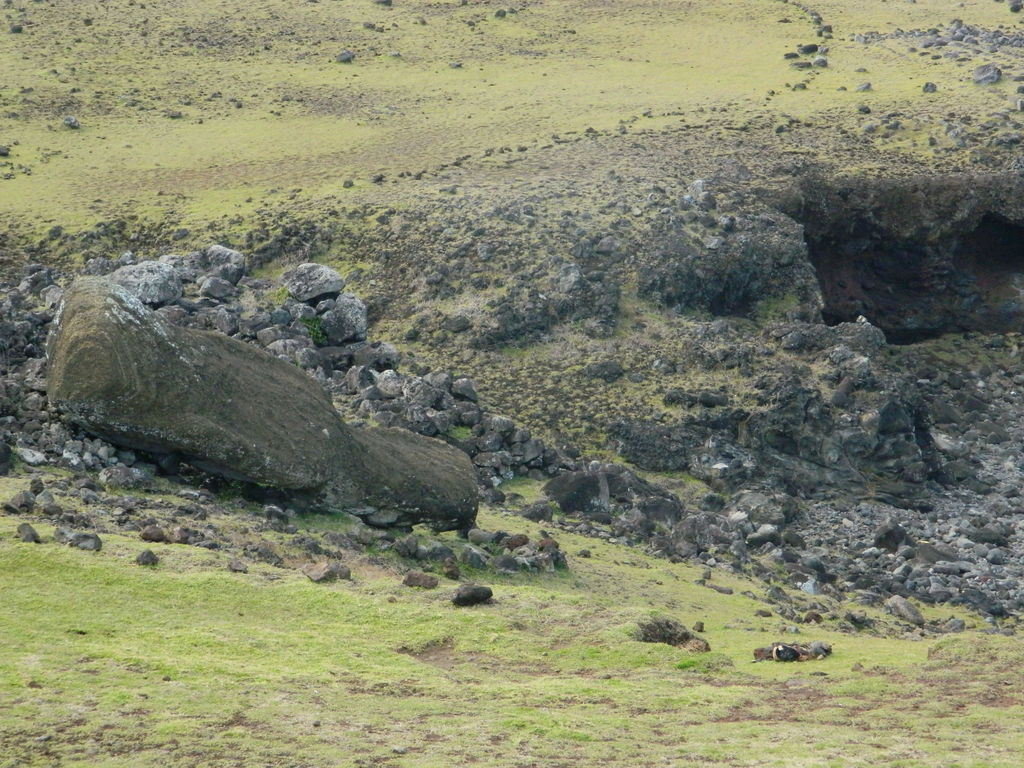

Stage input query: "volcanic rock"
[
  {"left": 110, "top": 261, "right": 183, "bottom": 306},
  {"left": 452, "top": 584, "right": 493, "bottom": 606},
  {"left": 403, "top": 571, "right": 439, "bottom": 588},
  {"left": 302, "top": 561, "right": 351, "bottom": 582},
  {"left": 282, "top": 263, "right": 345, "bottom": 302},
  {"left": 47, "top": 279, "right": 478, "bottom": 530}
]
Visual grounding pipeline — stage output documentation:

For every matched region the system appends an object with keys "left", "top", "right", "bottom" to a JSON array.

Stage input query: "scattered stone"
[
  {"left": 302, "top": 561, "right": 351, "bottom": 583},
  {"left": 885, "top": 595, "right": 925, "bottom": 626},
  {"left": 336, "top": 50, "right": 355, "bottom": 63},
  {"left": 973, "top": 64, "right": 1002, "bottom": 85},
  {"left": 441, "top": 557, "right": 460, "bottom": 580},
  {"left": 48, "top": 279, "right": 478, "bottom": 530},
  {"left": 922, "top": 81, "right": 937, "bottom": 93},
  {"left": 199, "top": 276, "right": 233, "bottom": 299},
  {"left": 403, "top": 571, "right": 439, "bottom": 588},
  {"left": 637, "top": 617, "right": 704, "bottom": 648},
  {"left": 110, "top": 261, "right": 183, "bottom": 306},
  {"left": 62, "top": 115, "right": 80, "bottom": 129},
  {"left": 320, "top": 293, "right": 368, "bottom": 344},
  {"left": 99, "top": 465, "right": 152, "bottom": 489},
  {"left": 16, "top": 523, "right": 40, "bottom": 543},
  {"left": 16, "top": 448, "right": 47, "bottom": 466},
  {"left": 943, "top": 618, "right": 966, "bottom": 633},
  {"left": 452, "top": 584, "right": 493, "bottom": 606},
  {"left": 3, "top": 490, "right": 34, "bottom": 514},
  {"left": 140, "top": 525, "right": 167, "bottom": 543},
  {"left": 460, "top": 544, "right": 489, "bottom": 569},
  {"left": 136, "top": 549, "right": 159, "bottom": 566},
  {"left": 503, "top": 533, "right": 529, "bottom": 550},
  {"left": 69, "top": 532, "right": 102, "bottom": 551},
  {"left": 0, "top": 443, "right": 11, "bottom": 475},
  {"left": 583, "top": 360, "right": 624, "bottom": 383},
  {"left": 227, "top": 558, "right": 248, "bottom": 573},
  {"left": 873, "top": 520, "right": 907, "bottom": 552},
  {"left": 282, "top": 263, "right": 344, "bottom": 302}
]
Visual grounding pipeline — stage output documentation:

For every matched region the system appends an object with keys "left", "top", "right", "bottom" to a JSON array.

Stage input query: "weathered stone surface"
[
  {"left": 282, "top": 263, "right": 344, "bottom": 302},
  {"left": 302, "top": 560, "right": 351, "bottom": 582},
  {"left": 403, "top": 571, "right": 439, "bottom": 588},
  {"left": 320, "top": 293, "right": 367, "bottom": 344},
  {"left": 885, "top": 595, "right": 925, "bottom": 626},
  {"left": 3, "top": 490, "right": 34, "bottom": 515},
  {"left": 110, "top": 261, "right": 182, "bottom": 306},
  {"left": 48, "top": 279, "right": 360, "bottom": 493},
  {"left": 47, "top": 279, "right": 478, "bottom": 530},
  {"left": 98, "top": 464, "right": 152, "bottom": 489},
  {"left": 348, "top": 426, "right": 479, "bottom": 531}
]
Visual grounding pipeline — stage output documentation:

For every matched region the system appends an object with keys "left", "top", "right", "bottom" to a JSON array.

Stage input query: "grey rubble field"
[{"left": 5, "top": 1, "right": 1024, "bottom": 767}]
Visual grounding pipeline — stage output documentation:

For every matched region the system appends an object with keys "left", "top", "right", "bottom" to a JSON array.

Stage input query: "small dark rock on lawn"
[
  {"left": 4, "top": 491, "right": 34, "bottom": 514},
  {"left": 637, "top": 617, "right": 711, "bottom": 652},
  {"left": 136, "top": 549, "right": 159, "bottom": 566},
  {"left": 452, "top": 584, "right": 493, "bottom": 606},
  {"left": 403, "top": 571, "right": 439, "bottom": 589}
]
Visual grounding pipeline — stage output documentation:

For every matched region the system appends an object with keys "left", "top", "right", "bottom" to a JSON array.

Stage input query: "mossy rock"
[{"left": 47, "top": 279, "right": 477, "bottom": 529}]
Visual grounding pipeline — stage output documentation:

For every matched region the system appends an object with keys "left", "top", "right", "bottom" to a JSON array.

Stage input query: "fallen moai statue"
[
  {"left": 47, "top": 278, "right": 478, "bottom": 531},
  {"left": 752, "top": 641, "right": 833, "bottom": 662}
]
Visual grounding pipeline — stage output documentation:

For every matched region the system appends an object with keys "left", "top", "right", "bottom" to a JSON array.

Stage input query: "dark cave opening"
[{"left": 805, "top": 212, "right": 1024, "bottom": 344}]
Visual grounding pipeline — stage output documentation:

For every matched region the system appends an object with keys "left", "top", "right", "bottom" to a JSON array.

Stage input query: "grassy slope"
[
  {"left": 2, "top": 0, "right": 1022, "bottom": 235},
  {"left": 1, "top": 475, "right": 1023, "bottom": 767}
]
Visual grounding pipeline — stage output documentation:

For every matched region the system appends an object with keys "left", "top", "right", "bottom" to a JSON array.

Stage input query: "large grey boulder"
[
  {"left": 47, "top": 279, "right": 477, "bottom": 530},
  {"left": 110, "top": 261, "right": 183, "bottom": 306},
  {"left": 282, "top": 263, "right": 345, "bottom": 302},
  {"left": 320, "top": 293, "right": 368, "bottom": 344}
]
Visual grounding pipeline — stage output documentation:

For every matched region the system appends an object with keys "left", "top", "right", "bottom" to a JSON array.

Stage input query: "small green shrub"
[{"left": 300, "top": 317, "right": 327, "bottom": 345}]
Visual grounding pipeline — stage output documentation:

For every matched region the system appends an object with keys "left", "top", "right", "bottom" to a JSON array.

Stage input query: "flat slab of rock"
[
  {"left": 403, "top": 571, "right": 439, "bottom": 588},
  {"left": 48, "top": 279, "right": 478, "bottom": 531},
  {"left": 302, "top": 561, "right": 351, "bottom": 583},
  {"left": 282, "top": 263, "right": 344, "bottom": 302}
]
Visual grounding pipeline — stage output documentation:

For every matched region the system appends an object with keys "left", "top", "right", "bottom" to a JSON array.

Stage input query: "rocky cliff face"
[{"left": 6, "top": 169, "right": 1024, "bottom": 619}]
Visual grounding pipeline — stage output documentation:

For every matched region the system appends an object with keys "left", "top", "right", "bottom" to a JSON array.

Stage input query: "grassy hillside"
[
  {"left": 2, "top": 0, "right": 1022, "bottom": 236},
  {"left": 1, "top": 474, "right": 1023, "bottom": 767}
]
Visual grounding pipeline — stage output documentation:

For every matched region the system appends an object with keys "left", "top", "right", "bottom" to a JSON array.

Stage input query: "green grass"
[
  {"left": 1, "top": 482, "right": 1023, "bottom": 767},
  {"left": 3, "top": 0, "right": 1020, "bottom": 238}
]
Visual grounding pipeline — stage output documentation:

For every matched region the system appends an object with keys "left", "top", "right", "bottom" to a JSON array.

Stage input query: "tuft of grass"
[{"left": 300, "top": 316, "right": 327, "bottom": 345}]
